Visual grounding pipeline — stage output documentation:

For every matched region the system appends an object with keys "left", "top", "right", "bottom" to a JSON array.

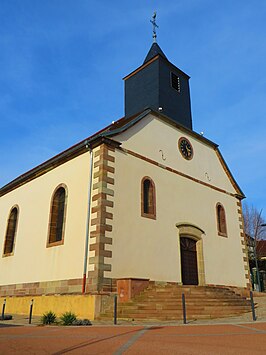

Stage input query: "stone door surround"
[{"left": 176, "top": 223, "right": 206, "bottom": 286}]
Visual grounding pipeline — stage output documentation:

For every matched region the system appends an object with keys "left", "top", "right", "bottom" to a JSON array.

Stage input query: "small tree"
[
  {"left": 243, "top": 204, "right": 265, "bottom": 237},
  {"left": 243, "top": 204, "right": 266, "bottom": 291}
]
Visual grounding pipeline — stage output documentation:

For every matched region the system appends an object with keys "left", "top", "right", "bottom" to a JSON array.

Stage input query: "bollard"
[
  {"left": 1, "top": 299, "right": 6, "bottom": 320},
  {"left": 182, "top": 293, "right": 187, "bottom": 324},
  {"left": 29, "top": 299, "right": 34, "bottom": 324},
  {"left": 250, "top": 291, "right": 256, "bottom": 321},
  {"left": 114, "top": 294, "right": 117, "bottom": 325}
]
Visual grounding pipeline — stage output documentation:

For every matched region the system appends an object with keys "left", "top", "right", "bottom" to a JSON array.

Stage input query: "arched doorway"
[
  {"left": 176, "top": 223, "right": 206, "bottom": 286},
  {"left": 180, "top": 237, "right": 199, "bottom": 285}
]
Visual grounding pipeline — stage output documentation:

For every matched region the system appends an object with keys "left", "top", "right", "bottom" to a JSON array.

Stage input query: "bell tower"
[{"left": 124, "top": 13, "right": 193, "bottom": 130}]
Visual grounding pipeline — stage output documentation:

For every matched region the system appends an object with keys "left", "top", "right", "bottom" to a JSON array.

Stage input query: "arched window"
[
  {"left": 216, "top": 203, "right": 227, "bottom": 237},
  {"left": 3, "top": 206, "right": 19, "bottom": 256},
  {"left": 141, "top": 177, "right": 156, "bottom": 219},
  {"left": 47, "top": 185, "right": 67, "bottom": 246}
]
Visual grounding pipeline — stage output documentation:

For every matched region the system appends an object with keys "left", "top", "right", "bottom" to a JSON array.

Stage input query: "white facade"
[
  {"left": 0, "top": 112, "right": 248, "bottom": 294},
  {"left": 109, "top": 114, "right": 246, "bottom": 287}
]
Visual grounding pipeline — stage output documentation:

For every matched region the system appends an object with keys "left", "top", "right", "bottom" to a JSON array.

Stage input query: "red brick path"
[{"left": 0, "top": 323, "right": 266, "bottom": 354}]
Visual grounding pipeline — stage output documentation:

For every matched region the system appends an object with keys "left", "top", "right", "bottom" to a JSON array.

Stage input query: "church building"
[{"left": 0, "top": 34, "right": 250, "bottom": 319}]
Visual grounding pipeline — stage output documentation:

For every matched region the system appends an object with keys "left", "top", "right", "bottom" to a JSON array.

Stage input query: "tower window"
[
  {"left": 47, "top": 185, "right": 67, "bottom": 246},
  {"left": 171, "top": 72, "right": 180, "bottom": 92},
  {"left": 141, "top": 177, "right": 156, "bottom": 219},
  {"left": 3, "top": 206, "right": 19, "bottom": 256}
]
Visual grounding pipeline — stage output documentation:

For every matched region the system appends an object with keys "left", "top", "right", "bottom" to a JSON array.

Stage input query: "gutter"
[{"left": 82, "top": 143, "right": 94, "bottom": 293}]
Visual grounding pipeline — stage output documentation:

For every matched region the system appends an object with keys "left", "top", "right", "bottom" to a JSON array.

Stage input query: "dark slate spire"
[
  {"left": 124, "top": 12, "right": 192, "bottom": 129},
  {"left": 143, "top": 42, "right": 168, "bottom": 63}
]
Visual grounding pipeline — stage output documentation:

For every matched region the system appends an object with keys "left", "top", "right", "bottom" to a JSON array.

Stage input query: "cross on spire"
[{"left": 150, "top": 11, "right": 158, "bottom": 43}]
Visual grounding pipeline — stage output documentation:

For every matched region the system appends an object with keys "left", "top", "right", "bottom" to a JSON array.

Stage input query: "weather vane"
[{"left": 150, "top": 11, "right": 158, "bottom": 43}]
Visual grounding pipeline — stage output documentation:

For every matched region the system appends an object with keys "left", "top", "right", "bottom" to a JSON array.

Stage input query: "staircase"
[{"left": 99, "top": 284, "right": 252, "bottom": 321}]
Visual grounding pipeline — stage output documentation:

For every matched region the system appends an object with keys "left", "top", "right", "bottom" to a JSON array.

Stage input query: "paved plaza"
[
  {"left": 0, "top": 294, "right": 266, "bottom": 354},
  {"left": 0, "top": 322, "right": 266, "bottom": 354}
]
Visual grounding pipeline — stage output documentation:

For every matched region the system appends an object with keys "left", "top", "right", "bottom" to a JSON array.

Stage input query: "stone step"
[
  {"left": 98, "top": 284, "right": 251, "bottom": 321},
  {"left": 145, "top": 291, "right": 240, "bottom": 298},
  {"left": 101, "top": 305, "right": 251, "bottom": 318},
  {"left": 118, "top": 299, "right": 250, "bottom": 307},
  {"left": 116, "top": 304, "right": 250, "bottom": 312},
  {"left": 134, "top": 295, "right": 248, "bottom": 303},
  {"left": 100, "top": 308, "right": 251, "bottom": 320},
  {"left": 137, "top": 287, "right": 240, "bottom": 294},
  {"left": 136, "top": 291, "right": 245, "bottom": 298},
  {"left": 144, "top": 286, "right": 237, "bottom": 294},
  {"left": 139, "top": 290, "right": 238, "bottom": 297},
  {"left": 139, "top": 288, "right": 240, "bottom": 295}
]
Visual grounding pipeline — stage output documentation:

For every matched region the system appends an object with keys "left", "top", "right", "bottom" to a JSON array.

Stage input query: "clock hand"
[{"left": 185, "top": 145, "right": 191, "bottom": 154}]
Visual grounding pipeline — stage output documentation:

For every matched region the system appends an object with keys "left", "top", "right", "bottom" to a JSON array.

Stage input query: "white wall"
[
  {"left": 0, "top": 151, "right": 91, "bottom": 285},
  {"left": 108, "top": 115, "right": 246, "bottom": 287},
  {"left": 115, "top": 114, "right": 237, "bottom": 194}
]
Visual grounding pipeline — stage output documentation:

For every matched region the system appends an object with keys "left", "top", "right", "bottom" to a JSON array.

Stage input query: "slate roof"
[{"left": 143, "top": 42, "right": 168, "bottom": 63}]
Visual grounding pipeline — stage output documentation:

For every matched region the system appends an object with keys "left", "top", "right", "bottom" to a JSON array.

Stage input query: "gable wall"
[
  {"left": 115, "top": 114, "right": 237, "bottom": 195},
  {"left": 105, "top": 116, "right": 247, "bottom": 287},
  {"left": 107, "top": 149, "right": 246, "bottom": 287}
]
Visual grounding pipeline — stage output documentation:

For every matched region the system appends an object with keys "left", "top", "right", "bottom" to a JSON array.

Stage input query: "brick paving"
[
  {"left": 0, "top": 295, "right": 265, "bottom": 354},
  {"left": 0, "top": 322, "right": 266, "bottom": 354}
]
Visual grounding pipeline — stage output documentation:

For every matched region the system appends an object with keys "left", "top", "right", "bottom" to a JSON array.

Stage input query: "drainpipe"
[{"left": 82, "top": 143, "right": 94, "bottom": 293}]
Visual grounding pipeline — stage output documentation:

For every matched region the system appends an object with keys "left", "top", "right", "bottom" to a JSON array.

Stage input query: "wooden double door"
[{"left": 180, "top": 237, "right": 199, "bottom": 285}]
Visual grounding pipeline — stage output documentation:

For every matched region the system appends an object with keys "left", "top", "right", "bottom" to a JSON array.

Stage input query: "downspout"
[{"left": 82, "top": 143, "right": 94, "bottom": 293}]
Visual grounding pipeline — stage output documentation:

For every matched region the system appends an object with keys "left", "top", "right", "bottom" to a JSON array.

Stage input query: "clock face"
[{"left": 178, "top": 137, "right": 193, "bottom": 160}]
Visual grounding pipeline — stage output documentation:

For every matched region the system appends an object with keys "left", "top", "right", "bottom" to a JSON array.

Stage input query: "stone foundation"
[{"left": 0, "top": 278, "right": 84, "bottom": 297}]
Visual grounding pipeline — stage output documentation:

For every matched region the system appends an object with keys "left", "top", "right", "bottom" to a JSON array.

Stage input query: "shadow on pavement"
[
  {"left": 0, "top": 323, "right": 21, "bottom": 328},
  {"left": 52, "top": 327, "right": 148, "bottom": 355}
]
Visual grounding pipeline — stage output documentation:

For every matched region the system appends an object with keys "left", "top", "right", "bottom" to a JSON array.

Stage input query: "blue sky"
[{"left": 0, "top": 0, "right": 265, "bottom": 218}]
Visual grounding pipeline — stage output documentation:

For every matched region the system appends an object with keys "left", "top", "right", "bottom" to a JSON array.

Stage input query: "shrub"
[
  {"left": 0, "top": 314, "right": 12, "bottom": 321},
  {"left": 72, "top": 318, "right": 92, "bottom": 326},
  {"left": 60, "top": 311, "right": 77, "bottom": 325},
  {"left": 41, "top": 311, "right": 56, "bottom": 325}
]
